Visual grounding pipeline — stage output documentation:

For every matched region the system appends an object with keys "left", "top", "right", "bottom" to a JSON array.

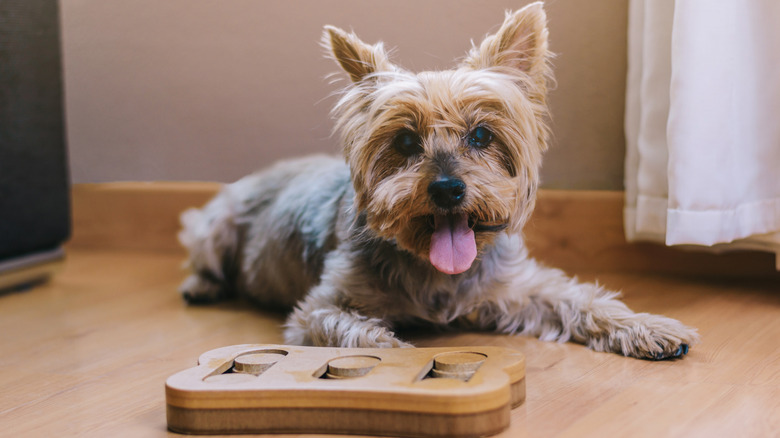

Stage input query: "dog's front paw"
[
  {"left": 363, "top": 338, "right": 414, "bottom": 348},
  {"left": 587, "top": 314, "right": 699, "bottom": 360},
  {"left": 375, "top": 337, "right": 415, "bottom": 348},
  {"left": 342, "top": 326, "right": 415, "bottom": 348},
  {"left": 284, "top": 306, "right": 414, "bottom": 348}
]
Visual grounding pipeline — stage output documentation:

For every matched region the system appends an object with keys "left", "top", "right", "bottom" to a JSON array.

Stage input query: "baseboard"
[
  {"left": 70, "top": 182, "right": 221, "bottom": 253},
  {"left": 524, "top": 191, "right": 778, "bottom": 276},
  {"left": 69, "top": 183, "right": 779, "bottom": 277}
]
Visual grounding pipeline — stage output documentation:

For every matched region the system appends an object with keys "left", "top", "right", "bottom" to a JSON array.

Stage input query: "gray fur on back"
[{"left": 231, "top": 155, "right": 351, "bottom": 308}]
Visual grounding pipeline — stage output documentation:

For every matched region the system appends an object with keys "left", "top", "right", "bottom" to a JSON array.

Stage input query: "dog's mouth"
[
  {"left": 469, "top": 217, "right": 510, "bottom": 233},
  {"left": 422, "top": 215, "right": 509, "bottom": 233},
  {"left": 423, "top": 213, "right": 508, "bottom": 276}
]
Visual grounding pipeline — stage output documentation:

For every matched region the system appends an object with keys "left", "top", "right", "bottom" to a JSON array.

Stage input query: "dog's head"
[{"left": 325, "top": 2, "right": 552, "bottom": 275}]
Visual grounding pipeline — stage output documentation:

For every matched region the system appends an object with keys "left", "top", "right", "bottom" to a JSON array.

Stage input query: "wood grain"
[
  {"left": 3, "top": 182, "right": 770, "bottom": 436},
  {"left": 165, "top": 344, "right": 525, "bottom": 437},
  {"left": 1, "top": 249, "right": 778, "bottom": 437},
  {"left": 166, "top": 404, "right": 511, "bottom": 438},
  {"left": 68, "top": 183, "right": 779, "bottom": 276}
]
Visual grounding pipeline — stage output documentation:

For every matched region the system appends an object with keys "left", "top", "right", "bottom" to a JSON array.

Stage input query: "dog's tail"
[{"left": 178, "top": 186, "right": 240, "bottom": 303}]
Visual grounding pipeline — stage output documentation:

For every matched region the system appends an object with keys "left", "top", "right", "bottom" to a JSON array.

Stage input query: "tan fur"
[{"left": 178, "top": 3, "right": 699, "bottom": 360}]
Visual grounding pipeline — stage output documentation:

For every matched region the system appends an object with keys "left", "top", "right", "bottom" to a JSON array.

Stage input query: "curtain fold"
[{"left": 625, "top": 0, "right": 780, "bottom": 269}]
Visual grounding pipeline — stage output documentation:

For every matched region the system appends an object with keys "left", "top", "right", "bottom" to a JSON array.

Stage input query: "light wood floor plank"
[{"left": 1, "top": 248, "right": 778, "bottom": 437}]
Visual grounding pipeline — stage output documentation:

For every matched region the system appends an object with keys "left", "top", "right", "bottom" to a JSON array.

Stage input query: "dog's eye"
[
  {"left": 467, "top": 126, "right": 493, "bottom": 148},
  {"left": 392, "top": 130, "right": 423, "bottom": 156}
]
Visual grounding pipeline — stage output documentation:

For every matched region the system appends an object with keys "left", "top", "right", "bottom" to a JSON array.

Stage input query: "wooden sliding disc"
[
  {"left": 433, "top": 352, "right": 486, "bottom": 373},
  {"left": 429, "top": 368, "right": 472, "bottom": 381},
  {"left": 327, "top": 355, "right": 381, "bottom": 378},
  {"left": 233, "top": 351, "right": 286, "bottom": 374}
]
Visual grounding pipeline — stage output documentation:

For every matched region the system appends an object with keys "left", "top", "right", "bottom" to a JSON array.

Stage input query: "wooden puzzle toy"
[{"left": 166, "top": 344, "right": 526, "bottom": 437}]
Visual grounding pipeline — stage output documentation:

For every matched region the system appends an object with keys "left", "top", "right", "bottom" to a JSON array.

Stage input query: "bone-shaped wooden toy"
[{"left": 166, "top": 344, "right": 525, "bottom": 437}]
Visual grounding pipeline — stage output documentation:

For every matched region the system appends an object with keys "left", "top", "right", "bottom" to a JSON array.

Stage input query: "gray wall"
[{"left": 61, "top": 0, "right": 627, "bottom": 189}]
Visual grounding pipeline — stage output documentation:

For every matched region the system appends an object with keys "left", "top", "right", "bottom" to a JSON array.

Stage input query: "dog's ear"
[
  {"left": 462, "top": 2, "right": 550, "bottom": 80},
  {"left": 323, "top": 26, "right": 395, "bottom": 83}
]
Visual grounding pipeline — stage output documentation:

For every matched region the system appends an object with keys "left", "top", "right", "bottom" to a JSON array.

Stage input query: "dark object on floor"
[{"left": 0, "top": 0, "right": 70, "bottom": 290}]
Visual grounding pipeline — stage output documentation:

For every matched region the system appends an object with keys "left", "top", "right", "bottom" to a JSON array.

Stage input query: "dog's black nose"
[{"left": 428, "top": 177, "right": 466, "bottom": 209}]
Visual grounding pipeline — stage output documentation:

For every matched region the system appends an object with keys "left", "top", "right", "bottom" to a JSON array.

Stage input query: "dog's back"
[{"left": 179, "top": 155, "right": 351, "bottom": 309}]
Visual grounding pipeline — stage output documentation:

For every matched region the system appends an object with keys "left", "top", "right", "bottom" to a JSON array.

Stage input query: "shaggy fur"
[{"left": 179, "top": 3, "right": 698, "bottom": 359}]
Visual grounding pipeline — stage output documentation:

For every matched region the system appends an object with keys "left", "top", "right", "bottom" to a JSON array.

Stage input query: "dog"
[{"left": 178, "top": 2, "right": 698, "bottom": 359}]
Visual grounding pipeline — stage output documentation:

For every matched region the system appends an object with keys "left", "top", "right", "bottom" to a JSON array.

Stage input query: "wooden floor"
[{"left": 1, "top": 247, "right": 778, "bottom": 437}]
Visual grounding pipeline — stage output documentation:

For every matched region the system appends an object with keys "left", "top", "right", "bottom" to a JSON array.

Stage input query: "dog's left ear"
[
  {"left": 462, "top": 2, "right": 550, "bottom": 83},
  {"left": 323, "top": 26, "right": 395, "bottom": 83}
]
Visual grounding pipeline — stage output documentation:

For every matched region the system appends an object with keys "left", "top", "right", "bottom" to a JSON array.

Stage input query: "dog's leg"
[
  {"left": 285, "top": 299, "right": 413, "bottom": 348},
  {"left": 178, "top": 190, "right": 240, "bottom": 304},
  {"left": 282, "top": 243, "right": 414, "bottom": 348},
  {"left": 471, "top": 256, "right": 699, "bottom": 360},
  {"left": 284, "top": 305, "right": 413, "bottom": 348}
]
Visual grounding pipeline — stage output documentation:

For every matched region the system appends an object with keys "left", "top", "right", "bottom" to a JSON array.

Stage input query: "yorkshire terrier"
[{"left": 178, "top": 2, "right": 698, "bottom": 359}]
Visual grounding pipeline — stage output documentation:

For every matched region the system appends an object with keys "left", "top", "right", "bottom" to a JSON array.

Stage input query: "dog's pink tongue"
[{"left": 430, "top": 213, "right": 477, "bottom": 275}]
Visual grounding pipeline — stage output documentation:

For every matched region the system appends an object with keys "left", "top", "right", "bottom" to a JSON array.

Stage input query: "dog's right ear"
[{"left": 323, "top": 26, "right": 394, "bottom": 83}]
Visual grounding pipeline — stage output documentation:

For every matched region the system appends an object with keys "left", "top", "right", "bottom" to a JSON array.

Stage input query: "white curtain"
[{"left": 625, "top": 0, "right": 780, "bottom": 269}]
